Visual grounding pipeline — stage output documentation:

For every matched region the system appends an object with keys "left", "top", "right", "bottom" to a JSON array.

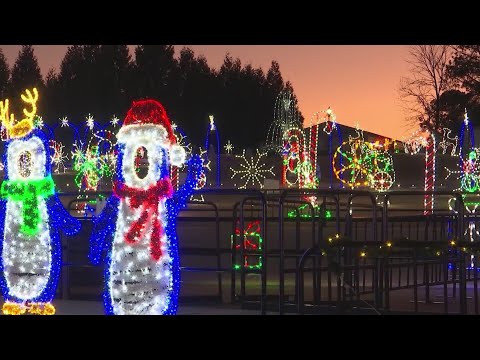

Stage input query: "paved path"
[{"left": 53, "top": 300, "right": 264, "bottom": 315}]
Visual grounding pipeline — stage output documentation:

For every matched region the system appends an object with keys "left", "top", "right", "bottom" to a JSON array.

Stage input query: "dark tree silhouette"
[
  {"left": 448, "top": 46, "right": 480, "bottom": 94},
  {"left": 44, "top": 68, "right": 59, "bottom": 123},
  {"left": 9, "top": 45, "right": 43, "bottom": 95},
  {"left": 6, "top": 45, "right": 304, "bottom": 150},
  {"left": 447, "top": 45, "right": 480, "bottom": 126},
  {"left": 9, "top": 45, "right": 44, "bottom": 115},
  {"left": 54, "top": 45, "right": 133, "bottom": 123},
  {"left": 266, "top": 60, "right": 284, "bottom": 91},
  {"left": 134, "top": 45, "right": 178, "bottom": 110},
  {"left": 0, "top": 48, "right": 9, "bottom": 99},
  {"left": 96, "top": 45, "right": 133, "bottom": 117},
  {"left": 175, "top": 47, "right": 218, "bottom": 145}
]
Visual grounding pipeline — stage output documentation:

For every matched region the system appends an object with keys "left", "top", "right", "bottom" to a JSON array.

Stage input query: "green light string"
[
  {"left": 287, "top": 204, "right": 332, "bottom": 219},
  {"left": 0, "top": 176, "right": 55, "bottom": 236}
]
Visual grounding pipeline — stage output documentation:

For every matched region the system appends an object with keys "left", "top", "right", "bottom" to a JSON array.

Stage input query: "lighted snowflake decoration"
[
  {"left": 33, "top": 116, "right": 44, "bottom": 129},
  {"left": 110, "top": 115, "right": 120, "bottom": 127},
  {"left": 230, "top": 149, "right": 275, "bottom": 189},
  {"left": 60, "top": 116, "right": 69, "bottom": 127},
  {"left": 50, "top": 140, "right": 68, "bottom": 173},
  {"left": 171, "top": 122, "right": 178, "bottom": 131},
  {"left": 71, "top": 141, "right": 84, "bottom": 161},
  {"left": 224, "top": 140, "right": 234, "bottom": 154},
  {"left": 86, "top": 114, "right": 95, "bottom": 130}
]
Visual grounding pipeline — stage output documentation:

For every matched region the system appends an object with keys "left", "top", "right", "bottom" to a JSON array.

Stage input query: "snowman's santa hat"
[{"left": 117, "top": 99, "right": 186, "bottom": 166}]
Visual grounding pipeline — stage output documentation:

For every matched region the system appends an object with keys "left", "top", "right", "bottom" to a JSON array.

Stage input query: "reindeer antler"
[
  {"left": 21, "top": 88, "right": 38, "bottom": 122},
  {"left": 0, "top": 88, "right": 38, "bottom": 139}
]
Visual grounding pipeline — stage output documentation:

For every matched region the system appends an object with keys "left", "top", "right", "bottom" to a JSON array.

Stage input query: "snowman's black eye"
[
  {"left": 18, "top": 150, "right": 32, "bottom": 178},
  {"left": 134, "top": 146, "right": 149, "bottom": 179}
]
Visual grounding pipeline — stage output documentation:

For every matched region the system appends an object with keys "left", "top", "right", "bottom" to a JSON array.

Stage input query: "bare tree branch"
[{"left": 399, "top": 45, "right": 453, "bottom": 132}]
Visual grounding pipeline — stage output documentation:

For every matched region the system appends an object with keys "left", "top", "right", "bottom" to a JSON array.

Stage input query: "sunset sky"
[{"left": 0, "top": 45, "right": 412, "bottom": 140}]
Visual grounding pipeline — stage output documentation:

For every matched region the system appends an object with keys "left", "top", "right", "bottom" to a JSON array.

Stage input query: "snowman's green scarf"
[{"left": 0, "top": 176, "right": 55, "bottom": 236}]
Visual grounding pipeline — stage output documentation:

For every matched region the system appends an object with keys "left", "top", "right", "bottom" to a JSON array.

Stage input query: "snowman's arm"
[
  {"left": 171, "top": 154, "right": 203, "bottom": 215},
  {"left": 47, "top": 195, "right": 82, "bottom": 236},
  {"left": 89, "top": 195, "right": 119, "bottom": 265}
]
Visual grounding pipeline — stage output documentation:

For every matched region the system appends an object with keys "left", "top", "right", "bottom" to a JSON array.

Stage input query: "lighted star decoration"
[
  {"left": 86, "top": 114, "right": 95, "bottom": 130},
  {"left": 171, "top": 122, "right": 178, "bottom": 131},
  {"left": 224, "top": 140, "right": 234, "bottom": 154},
  {"left": 33, "top": 116, "right": 44, "bottom": 129},
  {"left": 209, "top": 115, "right": 216, "bottom": 131},
  {"left": 60, "top": 117, "right": 69, "bottom": 127},
  {"left": 110, "top": 115, "right": 120, "bottom": 127},
  {"left": 230, "top": 149, "right": 275, "bottom": 189}
]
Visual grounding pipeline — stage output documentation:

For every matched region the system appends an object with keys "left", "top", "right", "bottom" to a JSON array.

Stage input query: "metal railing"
[{"left": 47, "top": 188, "right": 480, "bottom": 314}]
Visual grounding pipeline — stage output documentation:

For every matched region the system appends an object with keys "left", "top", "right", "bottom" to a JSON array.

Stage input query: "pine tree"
[
  {"left": 134, "top": 45, "right": 178, "bottom": 110},
  {"left": 0, "top": 48, "right": 9, "bottom": 99},
  {"left": 266, "top": 60, "right": 284, "bottom": 92},
  {"left": 9, "top": 45, "right": 44, "bottom": 97}
]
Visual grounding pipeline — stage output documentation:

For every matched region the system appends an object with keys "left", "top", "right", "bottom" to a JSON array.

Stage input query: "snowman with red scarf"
[{"left": 89, "top": 99, "right": 202, "bottom": 315}]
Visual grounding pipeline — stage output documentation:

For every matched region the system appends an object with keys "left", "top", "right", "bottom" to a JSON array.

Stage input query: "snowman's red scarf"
[{"left": 113, "top": 178, "right": 174, "bottom": 261}]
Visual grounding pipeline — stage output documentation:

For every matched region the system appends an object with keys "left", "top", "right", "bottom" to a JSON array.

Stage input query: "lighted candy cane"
[
  {"left": 308, "top": 112, "right": 321, "bottom": 177},
  {"left": 424, "top": 130, "right": 436, "bottom": 215},
  {"left": 403, "top": 128, "right": 435, "bottom": 214}
]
